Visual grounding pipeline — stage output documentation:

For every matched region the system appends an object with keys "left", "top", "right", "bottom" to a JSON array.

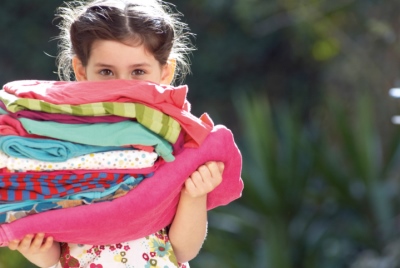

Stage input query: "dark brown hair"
[{"left": 55, "top": 0, "right": 194, "bottom": 83}]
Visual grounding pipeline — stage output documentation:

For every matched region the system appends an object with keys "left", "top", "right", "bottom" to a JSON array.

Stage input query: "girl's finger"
[
  {"left": 207, "top": 161, "right": 221, "bottom": 174},
  {"left": 197, "top": 165, "right": 211, "bottom": 181},
  {"left": 41, "top": 236, "right": 54, "bottom": 251},
  {"left": 206, "top": 162, "right": 223, "bottom": 185},
  {"left": 189, "top": 171, "right": 202, "bottom": 187},
  {"left": 184, "top": 178, "right": 196, "bottom": 194},
  {"left": 7, "top": 240, "right": 20, "bottom": 251},
  {"left": 17, "top": 234, "right": 34, "bottom": 252},
  {"left": 31, "top": 233, "right": 45, "bottom": 249},
  {"left": 217, "top": 162, "right": 225, "bottom": 173}
]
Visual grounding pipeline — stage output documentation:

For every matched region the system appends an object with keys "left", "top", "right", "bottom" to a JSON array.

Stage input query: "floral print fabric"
[
  {"left": 56, "top": 229, "right": 189, "bottom": 268},
  {"left": 0, "top": 149, "right": 158, "bottom": 172}
]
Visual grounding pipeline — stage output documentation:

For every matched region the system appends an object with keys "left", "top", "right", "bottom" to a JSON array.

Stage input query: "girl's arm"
[
  {"left": 8, "top": 233, "right": 60, "bottom": 268},
  {"left": 168, "top": 161, "right": 224, "bottom": 263}
]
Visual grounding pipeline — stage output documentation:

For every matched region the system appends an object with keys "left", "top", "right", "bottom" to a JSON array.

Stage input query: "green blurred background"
[{"left": 1, "top": 0, "right": 400, "bottom": 267}]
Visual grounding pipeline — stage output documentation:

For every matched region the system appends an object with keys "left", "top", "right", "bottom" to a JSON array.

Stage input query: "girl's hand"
[
  {"left": 8, "top": 233, "right": 55, "bottom": 255},
  {"left": 183, "top": 161, "right": 224, "bottom": 198},
  {"left": 8, "top": 233, "right": 60, "bottom": 267}
]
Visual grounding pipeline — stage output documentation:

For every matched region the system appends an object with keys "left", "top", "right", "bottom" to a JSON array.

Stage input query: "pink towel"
[{"left": 0, "top": 125, "right": 243, "bottom": 246}]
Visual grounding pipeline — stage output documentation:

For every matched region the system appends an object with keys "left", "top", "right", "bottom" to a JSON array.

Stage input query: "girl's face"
[{"left": 73, "top": 40, "right": 174, "bottom": 84}]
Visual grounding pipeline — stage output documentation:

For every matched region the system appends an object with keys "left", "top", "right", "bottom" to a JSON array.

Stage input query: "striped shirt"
[{"left": 0, "top": 171, "right": 145, "bottom": 201}]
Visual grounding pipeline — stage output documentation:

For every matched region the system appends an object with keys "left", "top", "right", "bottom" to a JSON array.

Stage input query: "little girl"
[{"left": 7, "top": 0, "right": 224, "bottom": 267}]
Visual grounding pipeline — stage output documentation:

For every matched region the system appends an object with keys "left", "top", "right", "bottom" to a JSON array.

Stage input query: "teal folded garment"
[
  {"left": 0, "top": 135, "right": 125, "bottom": 162},
  {"left": 19, "top": 118, "right": 175, "bottom": 162},
  {"left": 0, "top": 107, "right": 7, "bottom": 115}
]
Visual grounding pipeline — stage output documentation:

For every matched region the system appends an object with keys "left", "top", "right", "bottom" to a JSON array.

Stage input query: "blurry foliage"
[
  {"left": 1, "top": 0, "right": 400, "bottom": 267},
  {"left": 0, "top": 1, "right": 61, "bottom": 84},
  {"left": 191, "top": 92, "right": 400, "bottom": 268},
  {"left": 0, "top": 250, "right": 35, "bottom": 268}
]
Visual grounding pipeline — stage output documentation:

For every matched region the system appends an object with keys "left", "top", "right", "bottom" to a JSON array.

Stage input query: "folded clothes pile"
[{"left": 0, "top": 80, "right": 243, "bottom": 246}]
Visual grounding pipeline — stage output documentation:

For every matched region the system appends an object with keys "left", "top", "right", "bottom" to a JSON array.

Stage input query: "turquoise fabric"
[
  {"left": 0, "top": 135, "right": 124, "bottom": 162},
  {"left": 0, "top": 107, "right": 7, "bottom": 115},
  {"left": 19, "top": 118, "right": 175, "bottom": 162}
]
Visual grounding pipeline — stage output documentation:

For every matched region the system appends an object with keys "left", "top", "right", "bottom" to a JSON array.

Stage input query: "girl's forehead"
[{"left": 89, "top": 39, "right": 158, "bottom": 63}]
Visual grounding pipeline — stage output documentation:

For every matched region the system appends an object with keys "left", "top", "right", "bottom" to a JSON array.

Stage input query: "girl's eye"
[
  {"left": 132, "top": 69, "right": 145, "bottom": 76},
  {"left": 99, "top": 69, "right": 114, "bottom": 76}
]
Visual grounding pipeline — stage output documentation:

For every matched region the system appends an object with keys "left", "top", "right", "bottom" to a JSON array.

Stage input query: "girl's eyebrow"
[
  {"left": 129, "top": 63, "right": 151, "bottom": 68},
  {"left": 94, "top": 63, "right": 151, "bottom": 68}
]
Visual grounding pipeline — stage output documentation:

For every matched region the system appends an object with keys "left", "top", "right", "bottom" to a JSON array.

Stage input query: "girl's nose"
[{"left": 116, "top": 74, "right": 131, "bottom": 80}]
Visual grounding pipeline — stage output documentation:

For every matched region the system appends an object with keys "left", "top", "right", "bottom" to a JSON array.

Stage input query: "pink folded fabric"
[
  {"left": 0, "top": 125, "right": 243, "bottom": 246},
  {"left": 4, "top": 80, "right": 187, "bottom": 108},
  {"left": 3, "top": 80, "right": 214, "bottom": 148},
  {"left": 0, "top": 115, "right": 42, "bottom": 138}
]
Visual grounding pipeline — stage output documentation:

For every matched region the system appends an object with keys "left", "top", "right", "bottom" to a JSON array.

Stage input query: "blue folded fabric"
[{"left": 0, "top": 135, "right": 125, "bottom": 162}]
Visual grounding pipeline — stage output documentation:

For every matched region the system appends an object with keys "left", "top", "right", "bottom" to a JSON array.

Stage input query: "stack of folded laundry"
[{"left": 0, "top": 79, "right": 244, "bottom": 246}]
